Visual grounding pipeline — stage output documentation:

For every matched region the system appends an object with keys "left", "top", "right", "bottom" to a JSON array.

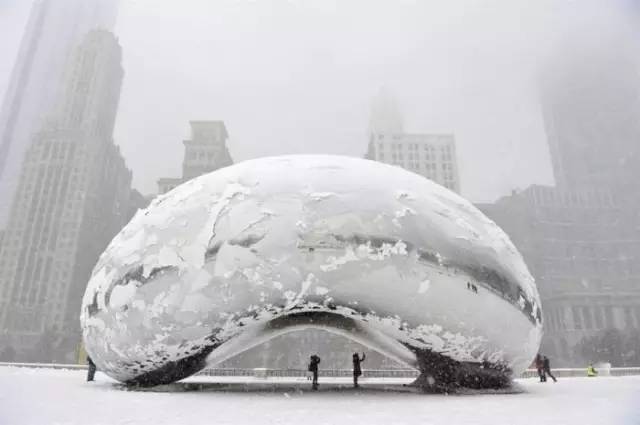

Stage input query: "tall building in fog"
[
  {"left": 0, "top": 0, "right": 118, "bottom": 228},
  {"left": 366, "top": 133, "right": 460, "bottom": 193},
  {"left": 157, "top": 121, "right": 233, "bottom": 195},
  {"left": 369, "top": 89, "right": 404, "bottom": 135},
  {"left": 365, "top": 91, "right": 461, "bottom": 193},
  {"left": 540, "top": 40, "right": 640, "bottom": 192},
  {"left": 478, "top": 186, "right": 640, "bottom": 365},
  {"left": 0, "top": 30, "right": 133, "bottom": 362},
  {"left": 478, "top": 37, "right": 640, "bottom": 366}
]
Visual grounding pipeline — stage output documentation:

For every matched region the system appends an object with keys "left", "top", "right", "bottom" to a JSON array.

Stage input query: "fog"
[
  {"left": 1, "top": 0, "right": 640, "bottom": 370},
  {"left": 1, "top": 0, "right": 636, "bottom": 201}
]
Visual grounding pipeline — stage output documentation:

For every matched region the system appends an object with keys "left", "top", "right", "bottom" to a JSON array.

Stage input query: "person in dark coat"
[
  {"left": 352, "top": 352, "right": 366, "bottom": 388},
  {"left": 87, "top": 356, "right": 97, "bottom": 382},
  {"left": 534, "top": 353, "right": 546, "bottom": 382},
  {"left": 543, "top": 356, "right": 557, "bottom": 382},
  {"left": 308, "top": 354, "right": 321, "bottom": 390}
]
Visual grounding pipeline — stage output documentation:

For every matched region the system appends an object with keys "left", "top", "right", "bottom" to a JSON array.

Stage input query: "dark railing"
[
  {"left": 196, "top": 368, "right": 420, "bottom": 378},
  {"left": 2, "top": 363, "right": 639, "bottom": 379}
]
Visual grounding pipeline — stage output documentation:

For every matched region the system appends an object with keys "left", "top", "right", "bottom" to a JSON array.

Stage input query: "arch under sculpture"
[{"left": 80, "top": 155, "right": 542, "bottom": 390}]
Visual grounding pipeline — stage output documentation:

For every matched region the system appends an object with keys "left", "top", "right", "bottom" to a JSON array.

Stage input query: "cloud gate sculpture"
[{"left": 80, "top": 155, "right": 542, "bottom": 390}]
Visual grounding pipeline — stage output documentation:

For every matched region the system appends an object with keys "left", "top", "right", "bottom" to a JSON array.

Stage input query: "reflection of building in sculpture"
[
  {"left": 0, "top": 0, "right": 118, "bottom": 228},
  {"left": 0, "top": 30, "right": 138, "bottom": 362},
  {"left": 157, "top": 121, "right": 233, "bottom": 195},
  {"left": 478, "top": 35, "right": 640, "bottom": 366},
  {"left": 221, "top": 330, "right": 403, "bottom": 370}
]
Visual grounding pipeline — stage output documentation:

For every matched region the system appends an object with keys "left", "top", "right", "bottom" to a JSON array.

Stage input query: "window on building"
[
  {"left": 572, "top": 306, "right": 583, "bottom": 330},
  {"left": 582, "top": 306, "right": 593, "bottom": 329},
  {"left": 593, "top": 307, "right": 604, "bottom": 329},
  {"left": 624, "top": 307, "right": 636, "bottom": 328},
  {"left": 604, "top": 306, "right": 614, "bottom": 328},
  {"left": 557, "top": 309, "right": 566, "bottom": 330}
]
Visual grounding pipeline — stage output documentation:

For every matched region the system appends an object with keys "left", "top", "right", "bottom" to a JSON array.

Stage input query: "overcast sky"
[{"left": 1, "top": 0, "right": 638, "bottom": 201}]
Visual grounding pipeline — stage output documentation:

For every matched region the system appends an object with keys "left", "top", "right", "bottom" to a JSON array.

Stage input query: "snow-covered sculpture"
[{"left": 81, "top": 155, "right": 542, "bottom": 389}]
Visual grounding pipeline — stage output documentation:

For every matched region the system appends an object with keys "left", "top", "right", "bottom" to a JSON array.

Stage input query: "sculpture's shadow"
[
  {"left": 118, "top": 381, "right": 418, "bottom": 394},
  {"left": 116, "top": 380, "right": 525, "bottom": 395}
]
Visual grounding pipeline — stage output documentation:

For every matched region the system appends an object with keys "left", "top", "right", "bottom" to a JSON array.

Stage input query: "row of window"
[
  {"left": 376, "top": 134, "right": 453, "bottom": 143},
  {"left": 527, "top": 187, "right": 616, "bottom": 208},
  {"left": 541, "top": 257, "right": 638, "bottom": 279},
  {"left": 379, "top": 142, "right": 453, "bottom": 152},
  {"left": 379, "top": 143, "right": 453, "bottom": 159},
  {"left": 3, "top": 271, "right": 72, "bottom": 304},
  {"left": 380, "top": 153, "right": 455, "bottom": 168},
  {"left": 382, "top": 159, "right": 458, "bottom": 184},
  {"left": 185, "top": 150, "right": 220, "bottom": 161},
  {"left": 545, "top": 305, "right": 640, "bottom": 332}
]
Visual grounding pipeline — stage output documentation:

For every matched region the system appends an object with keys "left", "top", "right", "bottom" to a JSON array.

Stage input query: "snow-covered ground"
[{"left": 0, "top": 366, "right": 638, "bottom": 425}]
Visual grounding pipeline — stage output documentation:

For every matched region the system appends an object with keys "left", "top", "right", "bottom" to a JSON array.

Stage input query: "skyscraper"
[
  {"left": 365, "top": 91, "right": 461, "bottom": 193},
  {"left": 366, "top": 133, "right": 461, "bottom": 193},
  {"left": 477, "top": 32, "right": 640, "bottom": 365},
  {"left": 368, "top": 88, "right": 404, "bottom": 135},
  {"left": 157, "top": 121, "right": 234, "bottom": 195},
  {"left": 0, "top": 0, "right": 118, "bottom": 227},
  {"left": 540, "top": 37, "right": 640, "bottom": 192},
  {"left": 0, "top": 30, "right": 132, "bottom": 362}
]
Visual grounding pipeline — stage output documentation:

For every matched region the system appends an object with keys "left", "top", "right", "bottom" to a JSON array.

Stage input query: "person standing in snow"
[
  {"left": 542, "top": 356, "right": 557, "bottom": 382},
  {"left": 308, "top": 354, "right": 321, "bottom": 390},
  {"left": 352, "top": 352, "right": 366, "bottom": 388},
  {"left": 534, "top": 353, "right": 546, "bottom": 382},
  {"left": 87, "top": 356, "right": 97, "bottom": 382},
  {"left": 587, "top": 364, "right": 598, "bottom": 377}
]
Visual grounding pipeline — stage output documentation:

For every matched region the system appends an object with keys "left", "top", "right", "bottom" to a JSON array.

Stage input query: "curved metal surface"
[{"left": 80, "top": 155, "right": 542, "bottom": 386}]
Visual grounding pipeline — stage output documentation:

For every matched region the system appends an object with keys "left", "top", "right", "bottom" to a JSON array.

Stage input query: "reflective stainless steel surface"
[{"left": 81, "top": 155, "right": 542, "bottom": 387}]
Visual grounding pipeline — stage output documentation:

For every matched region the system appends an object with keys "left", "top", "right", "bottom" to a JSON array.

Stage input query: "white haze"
[{"left": 1, "top": 0, "right": 639, "bottom": 201}]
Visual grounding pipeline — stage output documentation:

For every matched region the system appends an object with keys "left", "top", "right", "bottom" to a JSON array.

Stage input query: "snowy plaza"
[{"left": 0, "top": 366, "right": 638, "bottom": 425}]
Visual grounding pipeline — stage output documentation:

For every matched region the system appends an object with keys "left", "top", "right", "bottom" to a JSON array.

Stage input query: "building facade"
[
  {"left": 478, "top": 36, "right": 640, "bottom": 366},
  {"left": 0, "top": 0, "right": 118, "bottom": 228},
  {"left": 365, "top": 133, "right": 460, "bottom": 193},
  {"left": 0, "top": 30, "right": 134, "bottom": 362},
  {"left": 157, "top": 121, "right": 233, "bottom": 195},
  {"left": 478, "top": 186, "right": 640, "bottom": 365},
  {"left": 540, "top": 36, "right": 640, "bottom": 193}
]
